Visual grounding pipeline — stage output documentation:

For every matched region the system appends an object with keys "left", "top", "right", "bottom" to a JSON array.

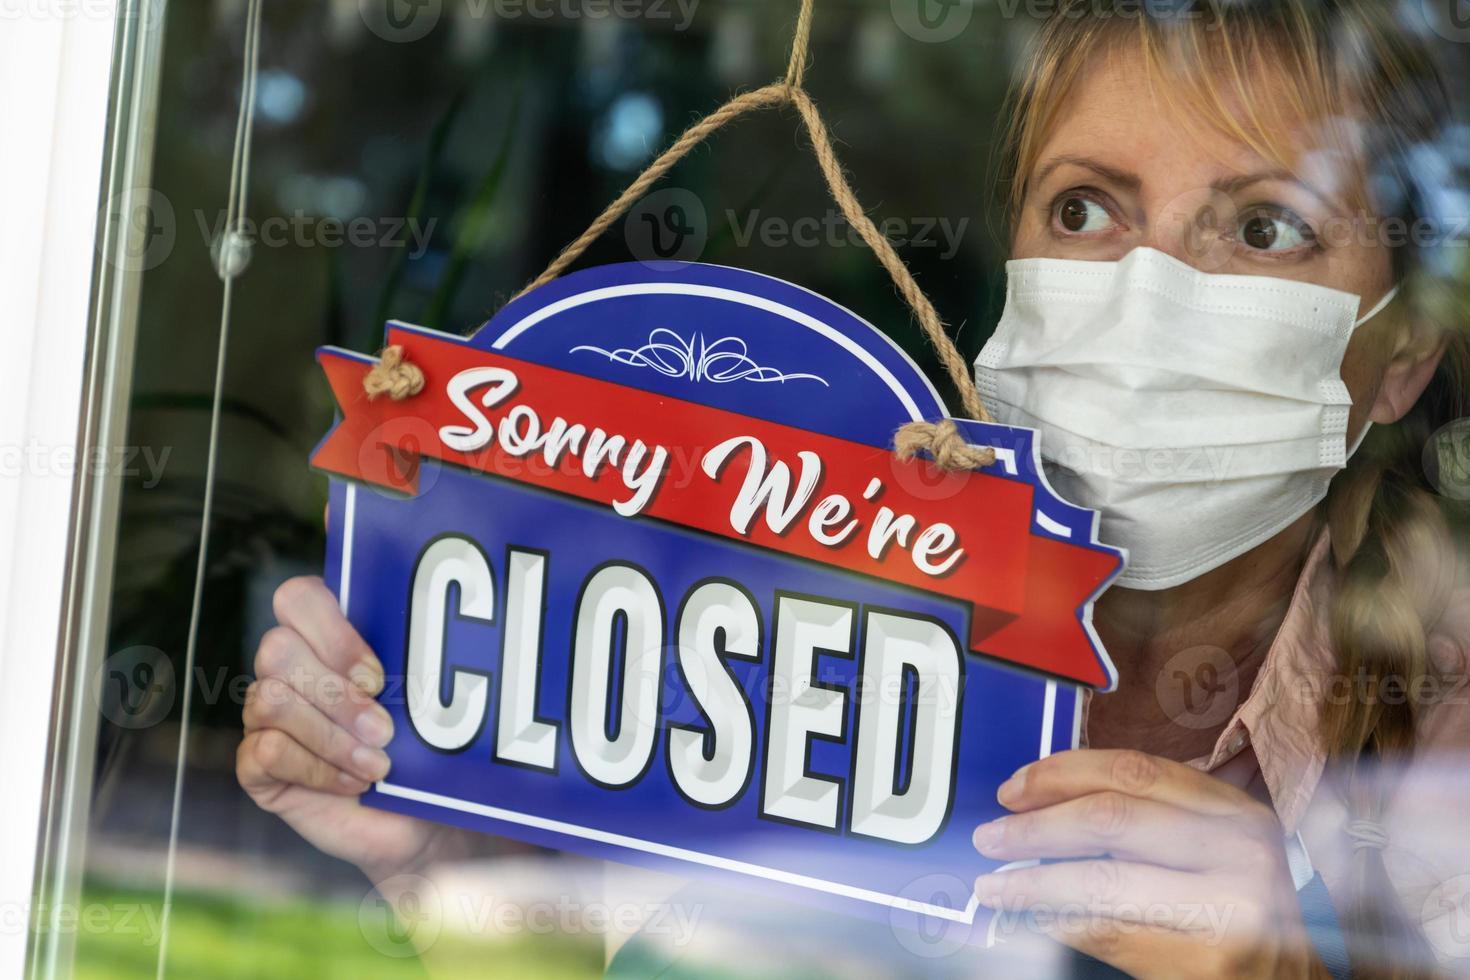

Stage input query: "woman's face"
[{"left": 1009, "top": 46, "right": 1405, "bottom": 435}]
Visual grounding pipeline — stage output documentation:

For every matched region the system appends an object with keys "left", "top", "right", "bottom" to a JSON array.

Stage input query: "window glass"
[{"left": 38, "top": 2, "right": 1470, "bottom": 978}]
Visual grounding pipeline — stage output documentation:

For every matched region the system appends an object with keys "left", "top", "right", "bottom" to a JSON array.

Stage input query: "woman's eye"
[
  {"left": 1238, "top": 211, "right": 1314, "bottom": 252},
  {"left": 1055, "top": 195, "right": 1114, "bottom": 234}
]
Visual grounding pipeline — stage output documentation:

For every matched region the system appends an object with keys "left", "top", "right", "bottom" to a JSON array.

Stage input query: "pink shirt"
[{"left": 1081, "top": 530, "right": 1470, "bottom": 969}]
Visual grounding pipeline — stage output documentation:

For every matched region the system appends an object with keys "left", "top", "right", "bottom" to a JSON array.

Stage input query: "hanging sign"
[{"left": 312, "top": 262, "right": 1123, "bottom": 932}]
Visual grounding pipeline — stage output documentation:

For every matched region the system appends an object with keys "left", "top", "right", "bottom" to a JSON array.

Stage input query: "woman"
[{"left": 238, "top": 1, "right": 1470, "bottom": 976}]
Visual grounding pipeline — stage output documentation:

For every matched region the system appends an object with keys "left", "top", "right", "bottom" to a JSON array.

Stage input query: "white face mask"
[{"left": 975, "top": 247, "right": 1400, "bottom": 590}]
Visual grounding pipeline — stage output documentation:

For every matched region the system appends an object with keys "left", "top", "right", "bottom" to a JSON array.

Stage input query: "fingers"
[
  {"left": 238, "top": 729, "right": 371, "bottom": 800},
  {"left": 253, "top": 624, "right": 394, "bottom": 751},
  {"left": 272, "top": 576, "right": 384, "bottom": 694},
  {"left": 243, "top": 576, "right": 394, "bottom": 808},
  {"left": 973, "top": 791, "right": 1257, "bottom": 871},
  {"left": 243, "top": 675, "right": 390, "bottom": 785},
  {"left": 999, "top": 749, "right": 1262, "bottom": 818}
]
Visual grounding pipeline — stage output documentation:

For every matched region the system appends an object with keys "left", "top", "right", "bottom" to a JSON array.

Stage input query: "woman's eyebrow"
[
  {"left": 1031, "top": 155, "right": 1142, "bottom": 191},
  {"left": 1210, "top": 169, "right": 1338, "bottom": 211}
]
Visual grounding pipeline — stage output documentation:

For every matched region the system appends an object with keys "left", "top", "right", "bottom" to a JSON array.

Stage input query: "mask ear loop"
[
  {"left": 1341, "top": 285, "right": 1401, "bottom": 460},
  {"left": 1354, "top": 284, "right": 1401, "bottom": 329}
]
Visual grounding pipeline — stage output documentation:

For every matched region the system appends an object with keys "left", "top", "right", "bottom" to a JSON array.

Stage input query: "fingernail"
[
  {"left": 972, "top": 819, "right": 1006, "bottom": 855},
  {"left": 338, "top": 771, "right": 366, "bottom": 791},
  {"left": 352, "top": 744, "right": 391, "bottom": 782},
  {"left": 349, "top": 659, "right": 384, "bottom": 696},
  {"left": 355, "top": 708, "right": 394, "bottom": 748},
  {"left": 972, "top": 873, "right": 1003, "bottom": 906},
  {"left": 997, "top": 767, "right": 1027, "bottom": 807}
]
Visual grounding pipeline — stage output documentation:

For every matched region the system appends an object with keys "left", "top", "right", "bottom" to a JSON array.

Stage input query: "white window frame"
[{"left": 0, "top": 2, "right": 163, "bottom": 977}]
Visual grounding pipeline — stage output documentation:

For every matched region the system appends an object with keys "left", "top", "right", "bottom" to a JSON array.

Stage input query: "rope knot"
[
  {"left": 364, "top": 345, "right": 425, "bottom": 401},
  {"left": 894, "top": 419, "right": 997, "bottom": 470}
]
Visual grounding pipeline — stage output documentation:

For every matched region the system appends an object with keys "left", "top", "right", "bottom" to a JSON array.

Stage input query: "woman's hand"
[
  {"left": 971, "top": 749, "right": 1329, "bottom": 980},
  {"left": 237, "top": 575, "right": 466, "bottom": 884}
]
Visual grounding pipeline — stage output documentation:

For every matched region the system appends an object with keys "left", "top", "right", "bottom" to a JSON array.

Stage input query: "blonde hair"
[{"left": 998, "top": 2, "right": 1470, "bottom": 977}]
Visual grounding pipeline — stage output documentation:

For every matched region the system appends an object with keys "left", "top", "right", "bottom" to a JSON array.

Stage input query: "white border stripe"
[
  {"left": 374, "top": 780, "right": 981, "bottom": 923},
  {"left": 1039, "top": 681, "right": 1057, "bottom": 759},
  {"left": 486, "top": 283, "right": 927, "bottom": 420},
  {"left": 340, "top": 484, "right": 357, "bottom": 615},
  {"left": 355, "top": 278, "right": 1070, "bottom": 927},
  {"left": 1073, "top": 688, "right": 1085, "bottom": 748}
]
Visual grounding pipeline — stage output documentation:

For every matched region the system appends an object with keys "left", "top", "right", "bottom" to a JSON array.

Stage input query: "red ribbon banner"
[{"left": 313, "top": 329, "right": 1119, "bottom": 688}]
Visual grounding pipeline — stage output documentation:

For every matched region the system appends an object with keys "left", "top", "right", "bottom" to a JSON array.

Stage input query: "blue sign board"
[{"left": 312, "top": 262, "right": 1122, "bottom": 932}]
